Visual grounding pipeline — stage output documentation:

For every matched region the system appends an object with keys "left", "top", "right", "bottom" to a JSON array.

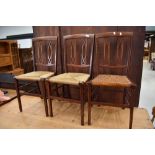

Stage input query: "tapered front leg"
[
  {"left": 129, "top": 107, "right": 134, "bottom": 129},
  {"left": 41, "top": 79, "right": 49, "bottom": 117},
  {"left": 80, "top": 83, "right": 84, "bottom": 126},
  {"left": 46, "top": 80, "right": 53, "bottom": 117},
  {"left": 88, "top": 82, "right": 92, "bottom": 125},
  {"left": 14, "top": 78, "right": 22, "bottom": 112}
]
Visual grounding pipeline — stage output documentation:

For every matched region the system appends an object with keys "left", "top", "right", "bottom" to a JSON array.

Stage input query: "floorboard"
[{"left": 0, "top": 95, "right": 153, "bottom": 129}]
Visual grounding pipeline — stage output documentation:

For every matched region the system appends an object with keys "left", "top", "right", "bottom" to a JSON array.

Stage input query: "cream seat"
[
  {"left": 15, "top": 71, "right": 54, "bottom": 81},
  {"left": 48, "top": 72, "right": 90, "bottom": 85}
]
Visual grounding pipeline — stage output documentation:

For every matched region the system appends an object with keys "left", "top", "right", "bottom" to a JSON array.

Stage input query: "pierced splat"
[
  {"left": 81, "top": 39, "right": 87, "bottom": 65},
  {"left": 36, "top": 41, "right": 43, "bottom": 64},
  {"left": 70, "top": 40, "right": 76, "bottom": 64},
  {"left": 32, "top": 36, "right": 58, "bottom": 72},
  {"left": 63, "top": 34, "right": 95, "bottom": 74},
  {"left": 47, "top": 41, "right": 56, "bottom": 66}
]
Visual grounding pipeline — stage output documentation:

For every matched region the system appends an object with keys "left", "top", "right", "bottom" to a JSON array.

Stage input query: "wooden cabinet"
[{"left": 0, "top": 40, "right": 24, "bottom": 75}]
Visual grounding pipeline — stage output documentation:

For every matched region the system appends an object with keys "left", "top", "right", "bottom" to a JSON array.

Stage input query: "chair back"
[
  {"left": 95, "top": 32, "right": 133, "bottom": 75},
  {"left": 32, "top": 36, "right": 58, "bottom": 73},
  {"left": 63, "top": 34, "right": 95, "bottom": 76}
]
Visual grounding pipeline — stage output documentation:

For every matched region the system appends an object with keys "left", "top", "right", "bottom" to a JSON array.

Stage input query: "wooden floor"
[
  {"left": 0, "top": 95, "right": 153, "bottom": 129},
  {"left": 0, "top": 89, "right": 17, "bottom": 106}
]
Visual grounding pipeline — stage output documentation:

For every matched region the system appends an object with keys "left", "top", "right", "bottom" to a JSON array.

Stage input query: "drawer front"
[{"left": 0, "top": 56, "right": 12, "bottom": 67}]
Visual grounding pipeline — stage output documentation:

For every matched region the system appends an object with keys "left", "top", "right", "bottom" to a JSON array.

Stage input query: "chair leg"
[
  {"left": 122, "top": 88, "right": 126, "bottom": 109},
  {"left": 80, "top": 83, "right": 84, "bottom": 126},
  {"left": 14, "top": 78, "right": 22, "bottom": 112},
  {"left": 46, "top": 81, "right": 53, "bottom": 117},
  {"left": 41, "top": 79, "right": 49, "bottom": 117},
  {"left": 88, "top": 83, "right": 92, "bottom": 125},
  {"left": 129, "top": 107, "right": 134, "bottom": 129},
  {"left": 55, "top": 84, "right": 59, "bottom": 97},
  {"left": 67, "top": 85, "right": 71, "bottom": 98},
  {"left": 36, "top": 81, "right": 42, "bottom": 99},
  {"left": 62, "top": 85, "right": 65, "bottom": 98}
]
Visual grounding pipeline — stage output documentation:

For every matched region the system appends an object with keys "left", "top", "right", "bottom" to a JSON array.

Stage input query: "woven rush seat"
[
  {"left": 91, "top": 74, "right": 133, "bottom": 87},
  {"left": 15, "top": 71, "right": 54, "bottom": 81},
  {"left": 48, "top": 72, "right": 90, "bottom": 85}
]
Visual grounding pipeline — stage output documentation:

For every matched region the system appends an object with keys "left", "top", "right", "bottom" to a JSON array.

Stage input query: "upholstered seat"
[
  {"left": 48, "top": 72, "right": 90, "bottom": 85},
  {"left": 15, "top": 71, "right": 54, "bottom": 81},
  {"left": 91, "top": 74, "right": 133, "bottom": 87}
]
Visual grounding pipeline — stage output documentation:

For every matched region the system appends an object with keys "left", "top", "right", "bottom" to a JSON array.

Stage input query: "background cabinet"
[
  {"left": 0, "top": 40, "right": 24, "bottom": 75},
  {"left": 0, "top": 40, "right": 24, "bottom": 89},
  {"left": 0, "top": 40, "right": 23, "bottom": 74}
]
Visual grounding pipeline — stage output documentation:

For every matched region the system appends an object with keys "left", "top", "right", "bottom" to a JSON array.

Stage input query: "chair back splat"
[
  {"left": 32, "top": 36, "right": 58, "bottom": 73},
  {"left": 63, "top": 34, "right": 95, "bottom": 77},
  {"left": 95, "top": 32, "right": 133, "bottom": 76}
]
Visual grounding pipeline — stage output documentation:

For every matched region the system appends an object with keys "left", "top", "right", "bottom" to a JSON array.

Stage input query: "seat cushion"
[
  {"left": 91, "top": 74, "right": 133, "bottom": 88},
  {"left": 15, "top": 71, "right": 54, "bottom": 81},
  {"left": 48, "top": 73, "right": 90, "bottom": 85}
]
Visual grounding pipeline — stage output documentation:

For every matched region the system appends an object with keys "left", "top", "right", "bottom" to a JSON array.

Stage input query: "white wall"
[
  {"left": 18, "top": 39, "right": 32, "bottom": 48},
  {"left": 146, "top": 26, "right": 155, "bottom": 31},
  {"left": 0, "top": 26, "right": 33, "bottom": 48}
]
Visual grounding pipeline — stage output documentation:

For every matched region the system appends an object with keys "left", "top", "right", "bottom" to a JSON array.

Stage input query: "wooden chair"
[
  {"left": 14, "top": 36, "right": 58, "bottom": 116},
  {"left": 46, "top": 34, "right": 95, "bottom": 125},
  {"left": 87, "top": 32, "right": 136, "bottom": 129}
]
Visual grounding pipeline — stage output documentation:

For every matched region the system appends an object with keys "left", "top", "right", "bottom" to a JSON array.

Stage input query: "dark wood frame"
[
  {"left": 15, "top": 36, "right": 58, "bottom": 117},
  {"left": 87, "top": 32, "right": 136, "bottom": 129},
  {"left": 46, "top": 34, "right": 95, "bottom": 125},
  {"left": 33, "top": 26, "right": 145, "bottom": 107}
]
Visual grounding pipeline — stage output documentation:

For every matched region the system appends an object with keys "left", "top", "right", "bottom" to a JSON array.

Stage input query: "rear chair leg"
[
  {"left": 41, "top": 79, "right": 49, "bottom": 117},
  {"left": 80, "top": 83, "right": 84, "bottom": 126},
  {"left": 55, "top": 84, "right": 59, "bottom": 97},
  {"left": 46, "top": 80, "right": 53, "bottom": 117},
  {"left": 88, "top": 83, "right": 92, "bottom": 125},
  {"left": 122, "top": 88, "right": 126, "bottom": 109},
  {"left": 129, "top": 107, "right": 134, "bottom": 129},
  {"left": 36, "top": 81, "right": 42, "bottom": 99},
  {"left": 14, "top": 78, "right": 22, "bottom": 112}
]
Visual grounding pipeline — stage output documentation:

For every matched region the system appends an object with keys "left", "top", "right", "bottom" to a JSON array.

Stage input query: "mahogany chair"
[
  {"left": 87, "top": 32, "right": 136, "bottom": 129},
  {"left": 46, "top": 34, "right": 95, "bottom": 125},
  {"left": 14, "top": 36, "right": 58, "bottom": 116}
]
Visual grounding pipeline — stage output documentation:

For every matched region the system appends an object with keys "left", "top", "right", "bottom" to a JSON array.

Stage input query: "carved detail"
[
  {"left": 47, "top": 41, "right": 56, "bottom": 66},
  {"left": 81, "top": 39, "right": 87, "bottom": 65},
  {"left": 116, "top": 38, "right": 124, "bottom": 64},
  {"left": 103, "top": 38, "right": 110, "bottom": 65},
  {"left": 37, "top": 41, "right": 43, "bottom": 64},
  {"left": 70, "top": 40, "right": 76, "bottom": 64},
  {"left": 36, "top": 40, "right": 56, "bottom": 66}
]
